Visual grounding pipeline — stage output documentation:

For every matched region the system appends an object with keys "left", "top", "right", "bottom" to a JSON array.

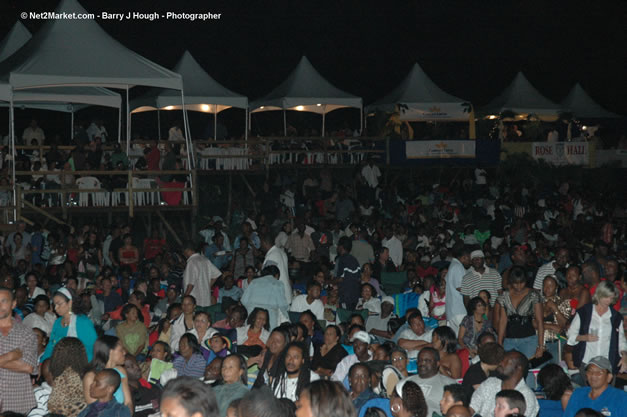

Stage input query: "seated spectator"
[
  {"left": 379, "top": 347, "right": 409, "bottom": 398},
  {"left": 29, "top": 359, "right": 54, "bottom": 417},
  {"left": 160, "top": 376, "right": 219, "bottom": 417},
  {"left": 397, "top": 311, "right": 433, "bottom": 359},
  {"left": 205, "top": 333, "right": 232, "bottom": 363},
  {"left": 390, "top": 380, "right": 428, "bottom": 417},
  {"left": 299, "top": 310, "right": 324, "bottom": 349},
  {"left": 83, "top": 335, "right": 133, "bottom": 410},
  {"left": 173, "top": 333, "right": 206, "bottom": 378},
  {"left": 457, "top": 297, "right": 495, "bottom": 359},
  {"left": 432, "top": 326, "right": 462, "bottom": 379},
  {"left": 236, "top": 307, "right": 271, "bottom": 351},
  {"left": 494, "top": 390, "right": 526, "bottom": 417},
  {"left": 141, "top": 340, "right": 174, "bottom": 384},
  {"left": 366, "top": 296, "right": 396, "bottom": 340},
  {"left": 536, "top": 364, "right": 572, "bottom": 417},
  {"left": 356, "top": 283, "right": 382, "bottom": 315},
  {"left": 563, "top": 356, "right": 627, "bottom": 417},
  {"left": 124, "top": 354, "right": 162, "bottom": 417},
  {"left": 205, "top": 233, "right": 232, "bottom": 271},
  {"left": 218, "top": 273, "right": 243, "bottom": 304},
  {"left": 462, "top": 341, "right": 504, "bottom": 392},
  {"left": 213, "top": 354, "right": 250, "bottom": 417},
  {"left": 203, "top": 356, "right": 223, "bottom": 385},
  {"left": 251, "top": 327, "right": 290, "bottom": 387},
  {"left": 23, "top": 294, "right": 56, "bottom": 336},
  {"left": 291, "top": 280, "right": 325, "bottom": 321},
  {"left": 438, "top": 384, "right": 470, "bottom": 417},
  {"left": 295, "top": 380, "right": 357, "bottom": 417},
  {"left": 115, "top": 304, "right": 148, "bottom": 356},
  {"left": 402, "top": 347, "right": 455, "bottom": 417},
  {"left": 272, "top": 342, "right": 319, "bottom": 401},
  {"left": 333, "top": 330, "right": 373, "bottom": 382},
  {"left": 349, "top": 363, "right": 379, "bottom": 413},
  {"left": 187, "top": 311, "right": 218, "bottom": 359},
  {"left": 78, "top": 369, "right": 131, "bottom": 417},
  {"left": 469, "top": 350, "right": 539, "bottom": 417},
  {"left": 312, "top": 325, "right": 348, "bottom": 378}
]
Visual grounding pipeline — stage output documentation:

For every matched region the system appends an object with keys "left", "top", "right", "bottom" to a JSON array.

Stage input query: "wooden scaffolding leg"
[{"left": 156, "top": 210, "right": 182, "bottom": 246}]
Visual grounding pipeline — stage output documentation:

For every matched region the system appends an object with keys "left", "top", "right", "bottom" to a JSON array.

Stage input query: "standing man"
[
  {"left": 261, "top": 234, "right": 292, "bottom": 304},
  {"left": 0, "top": 286, "right": 39, "bottom": 413},
  {"left": 461, "top": 250, "right": 502, "bottom": 307},
  {"left": 533, "top": 247, "right": 569, "bottom": 290},
  {"left": 445, "top": 245, "right": 471, "bottom": 334},
  {"left": 182, "top": 241, "right": 222, "bottom": 308},
  {"left": 382, "top": 226, "right": 403, "bottom": 269},
  {"left": 335, "top": 236, "right": 361, "bottom": 310}
]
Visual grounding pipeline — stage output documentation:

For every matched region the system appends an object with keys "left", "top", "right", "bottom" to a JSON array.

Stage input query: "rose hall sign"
[{"left": 531, "top": 142, "right": 589, "bottom": 166}]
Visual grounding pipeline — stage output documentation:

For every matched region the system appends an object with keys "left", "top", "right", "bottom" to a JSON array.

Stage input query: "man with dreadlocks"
[{"left": 272, "top": 341, "right": 320, "bottom": 401}]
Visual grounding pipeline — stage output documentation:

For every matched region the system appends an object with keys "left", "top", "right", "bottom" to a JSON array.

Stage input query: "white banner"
[
  {"left": 531, "top": 142, "right": 588, "bottom": 165},
  {"left": 399, "top": 103, "right": 470, "bottom": 121},
  {"left": 406, "top": 140, "right": 476, "bottom": 159}
]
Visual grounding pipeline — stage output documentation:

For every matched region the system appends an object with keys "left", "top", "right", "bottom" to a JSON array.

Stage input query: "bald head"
[{"left": 446, "top": 405, "right": 471, "bottom": 417}]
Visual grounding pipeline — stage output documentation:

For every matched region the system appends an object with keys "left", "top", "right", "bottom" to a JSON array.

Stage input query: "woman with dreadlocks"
[{"left": 272, "top": 342, "right": 319, "bottom": 401}]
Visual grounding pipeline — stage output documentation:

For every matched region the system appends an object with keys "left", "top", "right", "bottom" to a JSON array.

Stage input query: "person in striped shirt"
[
  {"left": 461, "top": 250, "right": 502, "bottom": 308},
  {"left": 533, "top": 248, "right": 570, "bottom": 290}
]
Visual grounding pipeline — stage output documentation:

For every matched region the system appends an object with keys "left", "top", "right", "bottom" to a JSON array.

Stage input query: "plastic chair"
[{"left": 76, "top": 176, "right": 102, "bottom": 207}]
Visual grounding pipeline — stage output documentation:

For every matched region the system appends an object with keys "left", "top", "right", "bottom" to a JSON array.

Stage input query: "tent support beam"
[
  {"left": 10, "top": 95, "right": 16, "bottom": 222},
  {"left": 214, "top": 107, "right": 217, "bottom": 140},
  {"left": 125, "top": 86, "right": 131, "bottom": 153},
  {"left": 157, "top": 109, "right": 161, "bottom": 140},
  {"left": 283, "top": 109, "right": 287, "bottom": 136},
  {"left": 245, "top": 108, "right": 248, "bottom": 142},
  {"left": 322, "top": 105, "right": 326, "bottom": 137}
]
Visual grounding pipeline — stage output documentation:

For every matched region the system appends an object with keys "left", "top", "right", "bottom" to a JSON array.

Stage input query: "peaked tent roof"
[
  {"left": 0, "top": 21, "right": 32, "bottom": 63},
  {"left": 560, "top": 83, "right": 621, "bottom": 118},
  {"left": 367, "top": 63, "right": 465, "bottom": 111},
  {"left": 250, "top": 56, "right": 362, "bottom": 114},
  {"left": 481, "top": 72, "right": 562, "bottom": 118},
  {"left": 131, "top": 50, "right": 247, "bottom": 113},
  {"left": 0, "top": 0, "right": 181, "bottom": 90},
  {"left": 365, "top": 62, "right": 472, "bottom": 121}
]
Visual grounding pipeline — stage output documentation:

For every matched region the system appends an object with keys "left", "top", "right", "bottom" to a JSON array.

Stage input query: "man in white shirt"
[
  {"left": 382, "top": 228, "right": 403, "bottom": 268},
  {"left": 168, "top": 122, "right": 184, "bottom": 142},
  {"left": 445, "top": 245, "right": 471, "bottom": 334},
  {"left": 401, "top": 348, "right": 456, "bottom": 417},
  {"left": 261, "top": 234, "right": 292, "bottom": 304},
  {"left": 470, "top": 351, "right": 538, "bottom": 417},
  {"left": 290, "top": 281, "right": 324, "bottom": 321},
  {"left": 361, "top": 158, "right": 381, "bottom": 189},
  {"left": 22, "top": 119, "right": 45, "bottom": 146},
  {"left": 332, "top": 330, "right": 373, "bottom": 383},
  {"left": 182, "top": 241, "right": 221, "bottom": 307},
  {"left": 398, "top": 311, "right": 433, "bottom": 359}
]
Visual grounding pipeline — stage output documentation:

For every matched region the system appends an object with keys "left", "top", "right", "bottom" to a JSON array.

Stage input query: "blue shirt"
[{"left": 563, "top": 386, "right": 627, "bottom": 417}]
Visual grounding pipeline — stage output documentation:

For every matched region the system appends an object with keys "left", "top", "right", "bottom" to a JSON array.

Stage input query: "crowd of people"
[{"left": 0, "top": 160, "right": 626, "bottom": 417}]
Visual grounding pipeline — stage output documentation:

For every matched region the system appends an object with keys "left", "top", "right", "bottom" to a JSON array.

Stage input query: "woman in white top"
[
  {"left": 186, "top": 311, "right": 218, "bottom": 360},
  {"left": 23, "top": 294, "right": 57, "bottom": 335},
  {"left": 26, "top": 273, "right": 46, "bottom": 300},
  {"left": 567, "top": 280, "right": 627, "bottom": 374},
  {"left": 237, "top": 307, "right": 271, "bottom": 348},
  {"left": 355, "top": 283, "right": 381, "bottom": 315}
]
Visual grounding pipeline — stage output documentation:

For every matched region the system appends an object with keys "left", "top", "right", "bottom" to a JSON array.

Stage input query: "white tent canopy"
[
  {"left": 366, "top": 63, "right": 472, "bottom": 122},
  {"left": 481, "top": 72, "right": 563, "bottom": 120},
  {"left": 0, "top": 21, "right": 32, "bottom": 63},
  {"left": 131, "top": 50, "right": 247, "bottom": 113},
  {"left": 250, "top": 56, "right": 362, "bottom": 135},
  {"left": 0, "top": 0, "right": 182, "bottom": 90},
  {"left": 560, "top": 83, "right": 621, "bottom": 119},
  {"left": 131, "top": 50, "right": 248, "bottom": 140}
]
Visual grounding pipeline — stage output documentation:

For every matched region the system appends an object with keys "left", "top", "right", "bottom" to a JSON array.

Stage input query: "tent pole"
[
  {"left": 157, "top": 109, "right": 161, "bottom": 140},
  {"left": 214, "top": 107, "right": 217, "bottom": 140},
  {"left": 360, "top": 106, "right": 363, "bottom": 135},
  {"left": 244, "top": 108, "right": 248, "bottom": 142},
  {"left": 70, "top": 107, "right": 74, "bottom": 141},
  {"left": 180, "top": 89, "right": 194, "bottom": 173},
  {"left": 126, "top": 86, "right": 131, "bottom": 154},
  {"left": 9, "top": 94, "right": 16, "bottom": 222},
  {"left": 283, "top": 109, "right": 287, "bottom": 136},
  {"left": 118, "top": 106, "right": 122, "bottom": 143},
  {"left": 322, "top": 106, "right": 326, "bottom": 137}
]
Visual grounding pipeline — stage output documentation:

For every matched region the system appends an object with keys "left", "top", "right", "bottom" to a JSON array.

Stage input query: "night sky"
[{"left": 1, "top": 0, "right": 626, "bottom": 137}]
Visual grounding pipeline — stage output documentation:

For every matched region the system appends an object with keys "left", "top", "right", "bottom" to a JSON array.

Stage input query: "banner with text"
[
  {"left": 532, "top": 142, "right": 588, "bottom": 165},
  {"left": 406, "top": 140, "right": 476, "bottom": 159}
]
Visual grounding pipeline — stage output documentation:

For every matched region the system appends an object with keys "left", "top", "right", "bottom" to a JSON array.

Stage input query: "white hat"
[
  {"left": 351, "top": 331, "right": 370, "bottom": 344},
  {"left": 381, "top": 296, "right": 395, "bottom": 306},
  {"left": 470, "top": 250, "right": 485, "bottom": 260}
]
